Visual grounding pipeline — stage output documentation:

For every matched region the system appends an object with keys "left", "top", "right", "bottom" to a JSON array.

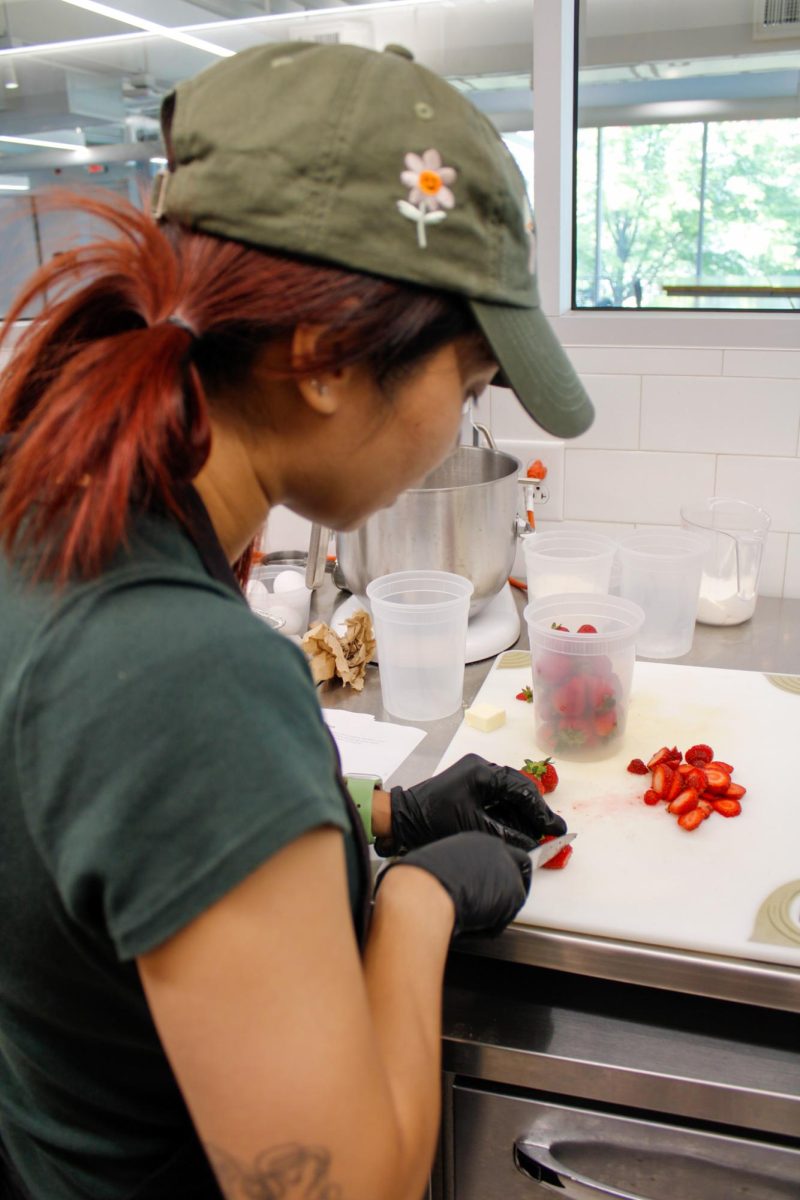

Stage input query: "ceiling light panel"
[{"left": 58, "top": 0, "right": 235, "bottom": 56}]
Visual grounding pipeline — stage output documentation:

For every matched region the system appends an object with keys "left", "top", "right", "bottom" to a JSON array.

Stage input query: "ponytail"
[
  {"left": 0, "top": 189, "right": 476, "bottom": 583},
  {"left": 0, "top": 194, "right": 212, "bottom": 582}
]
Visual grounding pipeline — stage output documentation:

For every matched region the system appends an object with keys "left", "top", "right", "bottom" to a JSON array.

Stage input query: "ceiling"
[{"left": 0, "top": 0, "right": 798, "bottom": 178}]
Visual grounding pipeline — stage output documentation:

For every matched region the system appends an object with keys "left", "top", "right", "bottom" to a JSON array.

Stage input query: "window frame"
[{"left": 534, "top": 0, "right": 799, "bottom": 349}]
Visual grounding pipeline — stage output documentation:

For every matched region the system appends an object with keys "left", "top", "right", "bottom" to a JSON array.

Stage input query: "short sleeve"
[{"left": 16, "top": 578, "right": 348, "bottom": 960}]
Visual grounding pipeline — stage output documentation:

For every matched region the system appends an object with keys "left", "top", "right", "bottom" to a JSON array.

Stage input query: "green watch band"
[{"left": 344, "top": 774, "right": 381, "bottom": 845}]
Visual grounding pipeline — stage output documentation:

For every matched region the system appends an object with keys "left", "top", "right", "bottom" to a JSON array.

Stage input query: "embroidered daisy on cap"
[{"left": 397, "top": 148, "right": 457, "bottom": 248}]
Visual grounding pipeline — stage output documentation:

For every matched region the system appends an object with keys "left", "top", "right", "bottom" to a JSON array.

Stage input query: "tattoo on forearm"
[{"left": 205, "top": 1142, "right": 344, "bottom": 1199}]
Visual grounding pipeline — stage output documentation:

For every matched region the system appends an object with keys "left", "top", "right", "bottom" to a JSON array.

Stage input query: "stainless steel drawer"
[{"left": 452, "top": 1085, "right": 800, "bottom": 1200}]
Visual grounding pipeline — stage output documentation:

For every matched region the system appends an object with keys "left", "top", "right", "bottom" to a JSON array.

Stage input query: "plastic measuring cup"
[
  {"left": 522, "top": 529, "right": 617, "bottom": 600},
  {"left": 366, "top": 570, "right": 473, "bottom": 721},
  {"left": 524, "top": 593, "right": 645, "bottom": 761},
  {"left": 617, "top": 529, "right": 706, "bottom": 659},
  {"left": 680, "top": 497, "right": 771, "bottom": 627}
]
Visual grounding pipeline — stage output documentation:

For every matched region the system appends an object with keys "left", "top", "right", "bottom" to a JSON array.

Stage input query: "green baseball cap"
[{"left": 154, "top": 41, "right": 593, "bottom": 438}]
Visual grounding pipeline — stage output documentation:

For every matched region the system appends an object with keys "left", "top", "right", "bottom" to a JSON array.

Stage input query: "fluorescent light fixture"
[
  {"left": 0, "top": 134, "right": 84, "bottom": 150},
  {"left": 149, "top": 156, "right": 167, "bottom": 164},
  {"left": 3, "top": 61, "right": 19, "bottom": 90},
  {"left": 0, "top": 31, "right": 153, "bottom": 59},
  {"left": 58, "top": 0, "right": 234, "bottom": 57},
  {"left": 0, "top": 0, "right": 441, "bottom": 61},
  {"left": 0, "top": 176, "right": 31, "bottom": 191}
]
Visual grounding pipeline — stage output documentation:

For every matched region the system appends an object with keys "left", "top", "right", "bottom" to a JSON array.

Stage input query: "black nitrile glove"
[
  {"left": 374, "top": 831, "right": 532, "bottom": 938},
  {"left": 374, "top": 753, "right": 567, "bottom": 857}
]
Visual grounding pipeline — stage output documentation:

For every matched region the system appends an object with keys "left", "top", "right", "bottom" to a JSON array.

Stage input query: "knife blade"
[{"left": 528, "top": 832, "right": 576, "bottom": 871}]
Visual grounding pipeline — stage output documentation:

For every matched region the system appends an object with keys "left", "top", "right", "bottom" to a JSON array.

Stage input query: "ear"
[{"left": 291, "top": 324, "right": 343, "bottom": 416}]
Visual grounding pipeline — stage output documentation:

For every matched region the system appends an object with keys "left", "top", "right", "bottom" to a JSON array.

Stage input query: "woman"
[{"left": 0, "top": 41, "right": 593, "bottom": 1200}]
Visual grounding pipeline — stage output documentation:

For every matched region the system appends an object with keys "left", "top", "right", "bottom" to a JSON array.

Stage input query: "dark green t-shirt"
[{"left": 0, "top": 504, "right": 368, "bottom": 1199}]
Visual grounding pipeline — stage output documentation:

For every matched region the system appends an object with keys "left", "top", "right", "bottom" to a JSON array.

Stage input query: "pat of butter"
[{"left": 465, "top": 703, "right": 506, "bottom": 732}]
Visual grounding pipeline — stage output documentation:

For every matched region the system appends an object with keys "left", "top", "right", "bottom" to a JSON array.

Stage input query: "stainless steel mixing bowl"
[{"left": 334, "top": 444, "right": 529, "bottom": 616}]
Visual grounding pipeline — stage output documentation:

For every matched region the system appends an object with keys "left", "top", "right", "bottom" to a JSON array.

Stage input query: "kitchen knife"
[{"left": 528, "top": 832, "right": 576, "bottom": 870}]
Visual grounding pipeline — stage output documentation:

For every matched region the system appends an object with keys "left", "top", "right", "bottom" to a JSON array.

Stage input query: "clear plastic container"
[
  {"left": 524, "top": 593, "right": 645, "bottom": 761},
  {"left": 247, "top": 564, "right": 311, "bottom": 637},
  {"left": 616, "top": 529, "right": 706, "bottom": 659},
  {"left": 680, "top": 497, "right": 771, "bottom": 627},
  {"left": 366, "top": 570, "right": 473, "bottom": 722},
  {"left": 522, "top": 529, "right": 617, "bottom": 601}
]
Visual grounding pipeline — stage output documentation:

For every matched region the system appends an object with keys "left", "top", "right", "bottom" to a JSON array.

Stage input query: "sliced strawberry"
[
  {"left": 651, "top": 763, "right": 674, "bottom": 799},
  {"left": 676, "top": 762, "right": 692, "bottom": 777},
  {"left": 627, "top": 758, "right": 649, "bottom": 775},
  {"left": 550, "top": 621, "right": 569, "bottom": 632},
  {"left": 647, "top": 746, "right": 673, "bottom": 770},
  {"left": 666, "top": 769, "right": 684, "bottom": 803},
  {"left": 704, "top": 767, "right": 732, "bottom": 794},
  {"left": 685, "top": 743, "right": 713, "bottom": 765},
  {"left": 643, "top": 788, "right": 660, "bottom": 806},
  {"left": 538, "top": 834, "right": 573, "bottom": 870},
  {"left": 707, "top": 760, "right": 734, "bottom": 774},
  {"left": 541, "top": 845, "right": 573, "bottom": 869},
  {"left": 712, "top": 797, "right": 742, "bottom": 818},
  {"left": 577, "top": 623, "right": 598, "bottom": 634},
  {"left": 685, "top": 767, "right": 708, "bottom": 793},
  {"left": 678, "top": 809, "right": 705, "bottom": 831},
  {"left": 668, "top": 788, "right": 699, "bottom": 816},
  {"left": 724, "top": 782, "right": 747, "bottom": 800},
  {"left": 666, "top": 746, "right": 683, "bottom": 764},
  {"left": 696, "top": 798, "right": 714, "bottom": 818}
]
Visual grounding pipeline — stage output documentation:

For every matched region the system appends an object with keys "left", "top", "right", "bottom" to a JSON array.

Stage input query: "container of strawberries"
[{"left": 524, "top": 593, "right": 645, "bottom": 761}]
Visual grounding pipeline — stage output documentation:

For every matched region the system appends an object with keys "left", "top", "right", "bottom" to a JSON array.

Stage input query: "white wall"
[{"left": 489, "top": 342, "right": 800, "bottom": 599}]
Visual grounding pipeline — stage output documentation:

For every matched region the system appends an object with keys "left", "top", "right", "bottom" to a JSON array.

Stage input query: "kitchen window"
[{"left": 574, "top": 0, "right": 800, "bottom": 312}]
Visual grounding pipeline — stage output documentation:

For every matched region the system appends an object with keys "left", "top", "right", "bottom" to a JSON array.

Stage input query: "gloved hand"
[
  {"left": 374, "top": 831, "right": 532, "bottom": 938},
  {"left": 374, "top": 753, "right": 566, "bottom": 857}
]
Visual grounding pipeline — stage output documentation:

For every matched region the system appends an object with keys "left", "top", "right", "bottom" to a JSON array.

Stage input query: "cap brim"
[{"left": 469, "top": 299, "right": 594, "bottom": 439}]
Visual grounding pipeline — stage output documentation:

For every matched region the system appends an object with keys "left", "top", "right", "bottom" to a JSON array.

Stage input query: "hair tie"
[{"left": 165, "top": 315, "right": 198, "bottom": 340}]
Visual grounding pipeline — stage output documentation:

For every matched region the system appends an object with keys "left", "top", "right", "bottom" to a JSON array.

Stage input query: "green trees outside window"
[{"left": 575, "top": 119, "right": 800, "bottom": 311}]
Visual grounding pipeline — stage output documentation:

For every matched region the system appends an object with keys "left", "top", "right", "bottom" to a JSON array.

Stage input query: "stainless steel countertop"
[{"left": 312, "top": 580, "right": 800, "bottom": 1011}]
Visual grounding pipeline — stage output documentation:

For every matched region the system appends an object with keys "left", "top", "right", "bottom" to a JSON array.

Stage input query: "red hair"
[{"left": 0, "top": 190, "right": 474, "bottom": 583}]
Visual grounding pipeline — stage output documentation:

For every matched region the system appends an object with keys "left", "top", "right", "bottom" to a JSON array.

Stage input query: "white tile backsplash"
[
  {"left": 564, "top": 345, "right": 724, "bottom": 377},
  {"left": 723, "top": 350, "right": 800, "bottom": 379},
  {"left": 714, "top": 456, "right": 800, "bottom": 532},
  {"left": 564, "top": 449, "right": 716, "bottom": 525},
  {"left": 641, "top": 376, "right": 800, "bottom": 457},
  {"left": 489, "top": 386, "right": 560, "bottom": 441},
  {"left": 571, "top": 374, "right": 641, "bottom": 449},
  {"left": 785, "top": 535, "right": 800, "bottom": 600}
]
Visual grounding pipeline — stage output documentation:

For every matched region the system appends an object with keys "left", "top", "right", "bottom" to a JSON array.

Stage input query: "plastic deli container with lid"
[{"left": 524, "top": 593, "right": 645, "bottom": 761}]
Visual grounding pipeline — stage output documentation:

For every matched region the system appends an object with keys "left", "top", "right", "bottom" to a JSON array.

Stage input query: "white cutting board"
[{"left": 437, "top": 658, "right": 800, "bottom": 968}]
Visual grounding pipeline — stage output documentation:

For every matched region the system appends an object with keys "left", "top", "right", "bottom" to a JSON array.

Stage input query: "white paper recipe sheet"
[{"left": 322, "top": 709, "right": 426, "bottom": 782}]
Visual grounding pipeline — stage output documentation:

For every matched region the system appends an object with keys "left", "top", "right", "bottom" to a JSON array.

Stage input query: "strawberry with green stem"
[{"left": 521, "top": 757, "right": 559, "bottom": 794}]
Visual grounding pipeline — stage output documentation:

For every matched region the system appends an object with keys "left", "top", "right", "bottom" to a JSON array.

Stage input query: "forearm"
[
  {"left": 362, "top": 866, "right": 454, "bottom": 1200},
  {"left": 371, "top": 787, "right": 392, "bottom": 839}
]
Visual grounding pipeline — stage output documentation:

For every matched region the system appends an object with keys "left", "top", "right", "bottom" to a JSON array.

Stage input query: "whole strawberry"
[{"left": 522, "top": 757, "right": 559, "bottom": 794}]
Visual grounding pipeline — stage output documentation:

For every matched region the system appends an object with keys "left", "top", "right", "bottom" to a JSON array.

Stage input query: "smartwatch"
[{"left": 344, "top": 773, "right": 383, "bottom": 845}]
